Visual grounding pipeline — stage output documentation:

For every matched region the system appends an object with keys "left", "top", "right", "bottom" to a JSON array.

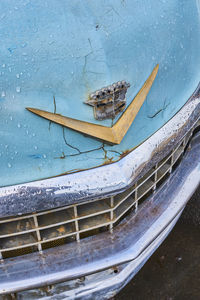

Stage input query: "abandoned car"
[{"left": 0, "top": 0, "right": 200, "bottom": 299}]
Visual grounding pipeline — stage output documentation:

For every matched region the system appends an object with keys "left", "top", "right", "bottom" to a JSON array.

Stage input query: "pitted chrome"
[
  {"left": 0, "top": 84, "right": 199, "bottom": 218},
  {"left": 1, "top": 131, "right": 200, "bottom": 294},
  {"left": 0, "top": 128, "right": 195, "bottom": 260},
  {"left": 9, "top": 213, "right": 181, "bottom": 300},
  {"left": 86, "top": 81, "right": 130, "bottom": 120}
]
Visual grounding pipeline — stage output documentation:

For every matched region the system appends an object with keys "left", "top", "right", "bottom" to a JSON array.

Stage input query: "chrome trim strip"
[
  {"left": 0, "top": 84, "right": 199, "bottom": 218},
  {"left": 1, "top": 132, "right": 200, "bottom": 294}
]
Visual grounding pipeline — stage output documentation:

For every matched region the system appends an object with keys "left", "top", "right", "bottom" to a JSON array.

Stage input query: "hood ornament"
[
  {"left": 26, "top": 65, "right": 159, "bottom": 145},
  {"left": 85, "top": 81, "right": 130, "bottom": 120}
]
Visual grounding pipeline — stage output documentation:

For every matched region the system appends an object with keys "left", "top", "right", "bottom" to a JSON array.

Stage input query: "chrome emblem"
[
  {"left": 85, "top": 81, "right": 130, "bottom": 120},
  {"left": 26, "top": 65, "right": 159, "bottom": 145}
]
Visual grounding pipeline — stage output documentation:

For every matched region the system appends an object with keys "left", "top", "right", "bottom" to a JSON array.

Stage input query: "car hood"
[{"left": 0, "top": 0, "right": 200, "bottom": 187}]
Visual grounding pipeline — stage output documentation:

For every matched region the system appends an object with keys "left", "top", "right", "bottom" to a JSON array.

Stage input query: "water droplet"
[
  {"left": 21, "top": 42, "right": 27, "bottom": 48},
  {"left": 0, "top": 13, "right": 6, "bottom": 20},
  {"left": 2, "top": 64, "right": 6, "bottom": 68},
  {"left": 16, "top": 86, "right": 21, "bottom": 93},
  {"left": 1, "top": 91, "right": 6, "bottom": 97},
  {"left": 16, "top": 73, "right": 20, "bottom": 78},
  {"left": 34, "top": 146, "right": 38, "bottom": 150},
  {"left": 8, "top": 163, "right": 12, "bottom": 168},
  {"left": 17, "top": 123, "right": 21, "bottom": 128},
  {"left": 43, "top": 154, "right": 47, "bottom": 158}
]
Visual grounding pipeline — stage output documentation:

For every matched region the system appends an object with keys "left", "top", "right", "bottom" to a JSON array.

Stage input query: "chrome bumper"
[
  {"left": 12, "top": 211, "right": 183, "bottom": 300},
  {"left": 0, "top": 85, "right": 200, "bottom": 298},
  {"left": 1, "top": 129, "right": 200, "bottom": 298}
]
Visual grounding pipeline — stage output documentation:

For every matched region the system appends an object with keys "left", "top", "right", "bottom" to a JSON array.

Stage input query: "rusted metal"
[
  {"left": 0, "top": 127, "right": 197, "bottom": 260},
  {"left": 1, "top": 132, "right": 200, "bottom": 295}
]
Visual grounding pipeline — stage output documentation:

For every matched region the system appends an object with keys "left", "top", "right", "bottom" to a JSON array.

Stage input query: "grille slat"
[{"left": 0, "top": 125, "right": 198, "bottom": 260}]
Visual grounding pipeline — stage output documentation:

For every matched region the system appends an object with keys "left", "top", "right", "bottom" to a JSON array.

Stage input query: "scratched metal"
[{"left": 0, "top": 1, "right": 199, "bottom": 187}]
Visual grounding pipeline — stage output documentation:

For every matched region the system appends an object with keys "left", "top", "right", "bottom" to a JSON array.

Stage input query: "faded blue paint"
[{"left": 0, "top": 0, "right": 199, "bottom": 187}]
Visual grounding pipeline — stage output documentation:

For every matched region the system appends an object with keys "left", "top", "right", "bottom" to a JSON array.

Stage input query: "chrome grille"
[{"left": 0, "top": 124, "right": 198, "bottom": 260}]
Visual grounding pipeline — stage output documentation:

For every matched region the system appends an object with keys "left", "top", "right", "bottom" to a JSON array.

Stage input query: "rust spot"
[
  {"left": 120, "top": 149, "right": 131, "bottom": 159},
  {"left": 102, "top": 157, "right": 114, "bottom": 165},
  {"left": 57, "top": 226, "right": 66, "bottom": 234},
  {"left": 59, "top": 152, "right": 66, "bottom": 159}
]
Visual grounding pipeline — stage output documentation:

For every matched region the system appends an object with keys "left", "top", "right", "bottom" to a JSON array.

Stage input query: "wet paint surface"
[{"left": 0, "top": 0, "right": 200, "bottom": 186}]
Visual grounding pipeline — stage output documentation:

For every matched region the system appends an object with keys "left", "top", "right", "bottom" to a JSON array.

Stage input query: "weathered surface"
[
  {"left": 117, "top": 191, "right": 200, "bottom": 300},
  {"left": 86, "top": 81, "right": 130, "bottom": 120},
  {"left": 0, "top": 1, "right": 200, "bottom": 186}
]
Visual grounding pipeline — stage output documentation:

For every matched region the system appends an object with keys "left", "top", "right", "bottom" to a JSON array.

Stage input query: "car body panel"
[{"left": 0, "top": 0, "right": 200, "bottom": 187}]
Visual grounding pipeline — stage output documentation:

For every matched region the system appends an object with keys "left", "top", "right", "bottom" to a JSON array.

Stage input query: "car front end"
[{"left": 0, "top": 1, "right": 200, "bottom": 299}]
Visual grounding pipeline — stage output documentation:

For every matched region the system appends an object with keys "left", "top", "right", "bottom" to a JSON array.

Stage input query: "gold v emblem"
[{"left": 27, "top": 64, "right": 159, "bottom": 144}]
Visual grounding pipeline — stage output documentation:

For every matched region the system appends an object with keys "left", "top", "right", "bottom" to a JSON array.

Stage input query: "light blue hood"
[{"left": 0, "top": 0, "right": 200, "bottom": 187}]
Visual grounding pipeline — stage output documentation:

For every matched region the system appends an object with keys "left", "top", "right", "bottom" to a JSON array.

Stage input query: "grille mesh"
[{"left": 0, "top": 124, "right": 199, "bottom": 260}]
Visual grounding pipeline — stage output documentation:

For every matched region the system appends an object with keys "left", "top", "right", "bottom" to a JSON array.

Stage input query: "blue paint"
[
  {"left": 7, "top": 46, "right": 17, "bottom": 54},
  {"left": 0, "top": 0, "right": 199, "bottom": 186},
  {"left": 28, "top": 154, "right": 44, "bottom": 159}
]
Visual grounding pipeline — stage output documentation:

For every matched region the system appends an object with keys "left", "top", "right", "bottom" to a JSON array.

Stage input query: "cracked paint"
[
  {"left": 49, "top": 95, "right": 57, "bottom": 130},
  {"left": 0, "top": 0, "right": 199, "bottom": 186},
  {"left": 59, "top": 130, "right": 118, "bottom": 164},
  {"left": 147, "top": 99, "right": 169, "bottom": 119}
]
